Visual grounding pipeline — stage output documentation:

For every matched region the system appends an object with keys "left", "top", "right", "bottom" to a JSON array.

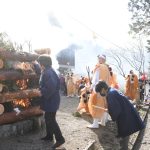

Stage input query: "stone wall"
[{"left": 0, "top": 116, "right": 44, "bottom": 138}]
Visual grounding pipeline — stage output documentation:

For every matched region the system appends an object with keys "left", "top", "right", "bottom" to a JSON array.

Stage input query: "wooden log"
[
  {"left": 34, "top": 48, "right": 51, "bottom": 55},
  {"left": 0, "top": 104, "right": 4, "bottom": 115},
  {"left": 0, "top": 106, "right": 43, "bottom": 125},
  {"left": 0, "top": 58, "right": 4, "bottom": 69},
  {"left": 0, "top": 84, "right": 4, "bottom": 92},
  {"left": 0, "top": 70, "right": 38, "bottom": 81},
  {"left": 0, "top": 89, "right": 41, "bottom": 103},
  {"left": 0, "top": 49, "right": 39, "bottom": 62}
]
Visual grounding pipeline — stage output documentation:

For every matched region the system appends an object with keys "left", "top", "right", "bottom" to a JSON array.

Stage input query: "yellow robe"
[
  {"left": 125, "top": 74, "right": 139, "bottom": 100},
  {"left": 77, "top": 88, "right": 89, "bottom": 113},
  {"left": 66, "top": 76, "right": 75, "bottom": 96},
  {"left": 109, "top": 73, "right": 119, "bottom": 89},
  {"left": 88, "top": 63, "right": 110, "bottom": 118}
]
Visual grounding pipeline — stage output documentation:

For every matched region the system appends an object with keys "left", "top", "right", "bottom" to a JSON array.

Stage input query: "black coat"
[
  {"left": 39, "top": 67, "right": 60, "bottom": 112},
  {"left": 107, "top": 88, "right": 145, "bottom": 137}
]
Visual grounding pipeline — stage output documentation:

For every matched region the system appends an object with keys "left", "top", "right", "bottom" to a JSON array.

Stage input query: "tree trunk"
[
  {"left": 0, "top": 49, "right": 39, "bottom": 62},
  {"left": 0, "top": 89, "right": 41, "bottom": 103},
  {"left": 0, "top": 70, "right": 38, "bottom": 81},
  {"left": 0, "top": 106, "right": 43, "bottom": 125}
]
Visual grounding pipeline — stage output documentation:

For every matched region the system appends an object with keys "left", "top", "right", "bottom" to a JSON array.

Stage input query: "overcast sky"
[{"left": 0, "top": 0, "right": 131, "bottom": 53}]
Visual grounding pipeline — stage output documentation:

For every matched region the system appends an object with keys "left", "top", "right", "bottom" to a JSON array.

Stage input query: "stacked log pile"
[{"left": 0, "top": 49, "right": 43, "bottom": 125}]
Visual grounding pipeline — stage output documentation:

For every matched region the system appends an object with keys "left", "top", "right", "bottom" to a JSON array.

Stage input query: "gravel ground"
[
  {"left": 58, "top": 96, "right": 121, "bottom": 150},
  {"left": 0, "top": 95, "right": 148, "bottom": 150}
]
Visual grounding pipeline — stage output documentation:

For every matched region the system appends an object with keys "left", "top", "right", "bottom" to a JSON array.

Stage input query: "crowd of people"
[
  {"left": 34, "top": 54, "right": 149, "bottom": 149},
  {"left": 58, "top": 54, "right": 148, "bottom": 127}
]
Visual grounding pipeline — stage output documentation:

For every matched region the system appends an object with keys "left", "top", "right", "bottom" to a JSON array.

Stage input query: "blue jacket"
[
  {"left": 39, "top": 67, "right": 60, "bottom": 112},
  {"left": 107, "top": 88, "right": 145, "bottom": 137}
]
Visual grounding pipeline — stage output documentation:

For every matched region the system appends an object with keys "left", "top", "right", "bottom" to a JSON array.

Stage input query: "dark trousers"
[
  {"left": 120, "top": 136, "right": 129, "bottom": 150},
  {"left": 44, "top": 112, "right": 64, "bottom": 142}
]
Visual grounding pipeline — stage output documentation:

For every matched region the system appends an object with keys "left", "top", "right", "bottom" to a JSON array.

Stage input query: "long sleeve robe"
[
  {"left": 125, "top": 74, "right": 139, "bottom": 100},
  {"left": 107, "top": 88, "right": 145, "bottom": 137},
  {"left": 88, "top": 63, "right": 110, "bottom": 118}
]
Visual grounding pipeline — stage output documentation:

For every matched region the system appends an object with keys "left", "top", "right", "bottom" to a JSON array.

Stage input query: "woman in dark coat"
[
  {"left": 95, "top": 80, "right": 145, "bottom": 138},
  {"left": 37, "top": 55, "right": 65, "bottom": 149}
]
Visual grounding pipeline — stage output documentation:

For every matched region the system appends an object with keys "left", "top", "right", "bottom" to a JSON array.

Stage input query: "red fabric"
[{"left": 141, "top": 74, "right": 147, "bottom": 81}]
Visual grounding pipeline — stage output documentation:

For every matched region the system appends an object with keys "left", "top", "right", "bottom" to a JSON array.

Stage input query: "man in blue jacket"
[
  {"left": 37, "top": 55, "right": 65, "bottom": 149},
  {"left": 95, "top": 80, "right": 145, "bottom": 138}
]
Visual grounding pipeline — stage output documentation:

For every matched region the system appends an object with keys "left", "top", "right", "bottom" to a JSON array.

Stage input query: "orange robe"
[
  {"left": 125, "top": 74, "right": 139, "bottom": 100},
  {"left": 88, "top": 63, "right": 110, "bottom": 118},
  {"left": 66, "top": 76, "right": 75, "bottom": 96},
  {"left": 109, "top": 73, "right": 119, "bottom": 89},
  {"left": 77, "top": 88, "right": 89, "bottom": 113}
]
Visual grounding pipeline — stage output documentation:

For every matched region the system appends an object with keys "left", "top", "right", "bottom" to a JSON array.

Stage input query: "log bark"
[
  {"left": 0, "top": 70, "right": 39, "bottom": 81},
  {"left": 0, "top": 84, "right": 5, "bottom": 92},
  {"left": 0, "top": 104, "right": 4, "bottom": 115},
  {"left": 34, "top": 48, "right": 51, "bottom": 55},
  {"left": 0, "top": 59, "right": 4, "bottom": 69},
  {"left": 0, "top": 89, "right": 41, "bottom": 103},
  {"left": 0, "top": 49, "right": 39, "bottom": 62},
  {"left": 0, "top": 106, "right": 43, "bottom": 125}
]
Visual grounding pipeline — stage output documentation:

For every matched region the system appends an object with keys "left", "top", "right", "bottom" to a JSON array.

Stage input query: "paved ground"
[
  {"left": 131, "top": 107, "right": 150, "bottom": 150},
  {"left": 139, "top": 110, "right": 150, "bottom": 150},
  {"left": 0, "top": 95, "right": 149, "bottom": 150}
]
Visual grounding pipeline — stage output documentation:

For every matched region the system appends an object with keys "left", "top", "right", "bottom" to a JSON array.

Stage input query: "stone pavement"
[
  {"left": 139, "top": 109, "right": 150, "bottom": 150},
  {"left": 128, "top": 105, "right": 150, "bottom": 150},
  {"left": 131, "top": 107, "right": 150, "bottom": 150}
]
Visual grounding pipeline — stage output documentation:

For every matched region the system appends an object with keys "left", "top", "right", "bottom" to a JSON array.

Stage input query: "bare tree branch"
[
  {"left": 107, "top": 50, "right": 126, "bottom": 78},
  {"left": 106, "top": 37, "right": 147, "bottom": 78}
]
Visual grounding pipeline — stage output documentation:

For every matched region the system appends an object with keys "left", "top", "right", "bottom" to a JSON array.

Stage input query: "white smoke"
[{"left": 74, "top": 40, "right": 105, "bottom": 76}]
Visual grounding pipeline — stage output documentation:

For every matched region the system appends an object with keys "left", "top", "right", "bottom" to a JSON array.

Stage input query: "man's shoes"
[
  {"left": 41, "top": 136, "right": 53, "bottom": 141},
  {"left": 51, "top": 139, "right": 65, "bottom": 149},
  {"left": 87, "top": 123, "right": 99, "bottom": 129}
]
